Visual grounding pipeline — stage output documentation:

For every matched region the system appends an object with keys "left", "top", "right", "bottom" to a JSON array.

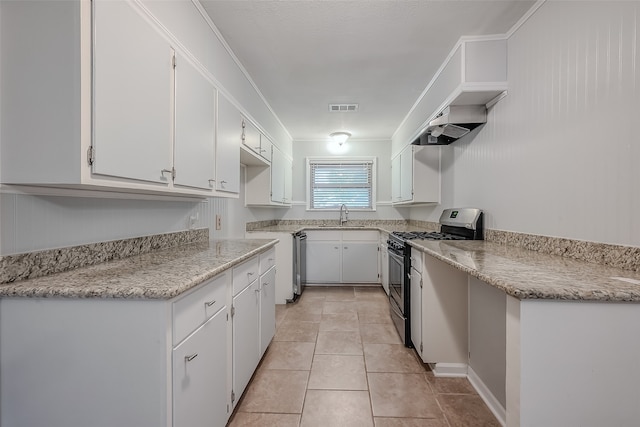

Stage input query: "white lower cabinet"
[
  {"left": 231, "top": 253, "right": 276, "bottom": 408},
  {"left": 380, "top": 234, "right": 389, "bottom": 295},
  {"left": 306, "top": 241, "right": 341, "bottom": 283},
  {"left": 259, "top": 266, "right": 276, "bottom": 357},
  {"left": 410, "top": 264, "right": 422, "bottom": 355},
  {"left": 232, "top": 280, "right": 260, "bottom": 405},
  {"left": 342, "top": 242, "right": 379, "bottom": 283},
  {"left": 0, "top": 245, "right": 278, "bottom": 427},
  {"left": 173, "top": 309, "right": 227, "bottom": 427},
  {"left": 306, "top": 230, "right": 380, "bottom": 284},
  {"left": 417, "top": 252, "right": 469, "bottom": 372}
]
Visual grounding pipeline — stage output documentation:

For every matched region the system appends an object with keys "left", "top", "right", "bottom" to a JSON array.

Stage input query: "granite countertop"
[
  {"left": 0, "top": 239, "right": 277, "bottom": 299},
  {"left": 247, "top": 224, "right": 428, "bottom": 234},
  {"left": 409, "top": 239, "right": 640, "bottom": 302}
]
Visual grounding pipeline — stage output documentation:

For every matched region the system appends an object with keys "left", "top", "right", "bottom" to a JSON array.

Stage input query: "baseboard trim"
[
  {"left": 431, "top": 362, "right": 468, "bottom": 377},
  {"left": 467, "top": 366, "right": 506, "bottom": 427}
]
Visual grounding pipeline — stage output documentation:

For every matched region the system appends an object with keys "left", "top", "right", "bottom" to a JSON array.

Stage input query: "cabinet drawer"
[
  {"left": 342, "top": 230, "right": 379, "bottom": 241},
  {"left": 259, "top": 247, "right": 276, "bottom": 275},
  {"left": 232, "top": 256, "right": 259, "bottom": 296},
  {"left": 173, "top": 273, "right": 228, "bottom": 346}
]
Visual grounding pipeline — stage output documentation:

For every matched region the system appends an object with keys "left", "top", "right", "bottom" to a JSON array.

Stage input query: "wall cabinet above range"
[
  {"left": 393, "top": 37, "right": 508, "bottom": 152},
  {"left": 391, "top": 145, "right": 441, "bottom": 205}
]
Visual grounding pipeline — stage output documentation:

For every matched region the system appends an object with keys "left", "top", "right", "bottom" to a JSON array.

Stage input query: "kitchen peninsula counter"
[
  {"left": 408, "top": 239, "right": 640, "bottom": 302},
  {"left": 0, "top": 239, "right": 277, "bottom": 299},
  {"left": 408, "top": 238, "right": 640, "bottom": 426}
]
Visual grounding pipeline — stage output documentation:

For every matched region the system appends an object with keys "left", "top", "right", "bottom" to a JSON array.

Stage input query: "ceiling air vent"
[{"left": 329, "top": 103, "right": 359, "bottom": 113}]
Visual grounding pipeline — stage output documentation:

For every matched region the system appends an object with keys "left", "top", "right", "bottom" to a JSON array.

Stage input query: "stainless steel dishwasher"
[{"left": 292, "top": 231, "right": 307, "bottom": 301}]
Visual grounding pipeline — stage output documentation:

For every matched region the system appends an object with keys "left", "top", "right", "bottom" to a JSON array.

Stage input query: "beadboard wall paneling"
[{"left": 412, "top": 1, "right": 639, "bottom": 248}]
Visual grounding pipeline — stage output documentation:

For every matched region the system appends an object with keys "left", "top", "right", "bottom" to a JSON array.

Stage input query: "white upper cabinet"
[
  {"left": 399, "top": 146, "right": 414, "bottom": 202},
  {"left": 215, "top": 94, "right": 241, "bottom": 194},
  {"left": 173, "top": 53, "right": 216, "bottom": 190},
  {"left": 93, "top": 0, "right": 173, "bottom": 185},
  {"left": 391, "top": 155, "right": 402, "bottom": 203},
  {"left": 0, "top": 0, "right": 286, "bottom": 199},
  {"left": 392, "top": 145, "right": 440, "bottom": 205},
  {"left": 245, "top": 144, "right": 292, "bottom": 207}
]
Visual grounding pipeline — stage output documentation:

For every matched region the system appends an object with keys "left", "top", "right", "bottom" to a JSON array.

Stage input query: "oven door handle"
[
  {"left": 389, "top": 296, "right": 404, "bottom": 318},
  {"left": 388, "top": 250, "right": 404, "bottom": 263}
]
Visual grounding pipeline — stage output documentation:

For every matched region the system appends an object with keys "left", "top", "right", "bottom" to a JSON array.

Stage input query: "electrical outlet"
[{"left": 215, "top": 214, "right": 222, "bottom": 230}]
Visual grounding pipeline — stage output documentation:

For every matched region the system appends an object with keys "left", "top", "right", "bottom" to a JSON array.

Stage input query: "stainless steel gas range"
[{"left": 387, "top": 208, "right": 484, "bottom": 347}]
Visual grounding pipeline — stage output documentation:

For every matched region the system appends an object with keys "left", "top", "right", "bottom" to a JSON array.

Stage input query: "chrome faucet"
[{"left": 339, "top": 204, "right": 349, "bottom": 226}]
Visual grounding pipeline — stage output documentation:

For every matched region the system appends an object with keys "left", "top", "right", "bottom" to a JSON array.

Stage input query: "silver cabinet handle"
[
  {"left": 208, "top": 179, "right": 215, "bottom": 185},
  {"left": 255, "top": 289, "right": 260, "bottom": 294},
  {"left": 263, "top": 282, "right": 269, "bottom": 286},
  {"left": 161, "top": 168, "right": 176, "bottom": 180},
  {"left": 185, "top": 354, "right": 198, "bottom": 362},
  {"left": 247, "top": 272, "right": 254, "bottom": 277},
  {"left": 205, "top": 300, "right": 216, "bottom": 307}
]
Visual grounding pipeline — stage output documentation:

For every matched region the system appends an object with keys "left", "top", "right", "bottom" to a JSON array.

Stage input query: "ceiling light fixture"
[{"left": 330, "top": 131, "right": 351, "bottom": 146}]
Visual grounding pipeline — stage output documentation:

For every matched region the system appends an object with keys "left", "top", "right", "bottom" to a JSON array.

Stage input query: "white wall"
[
  {"left": 411, "top": 1, "right": 640, "bottom": 248},
  {"left": 0, "top": 193, "right": 204, "bottom": 255},
  {"left": 279, "top": 139, "right": 409, "bottom": 220}
]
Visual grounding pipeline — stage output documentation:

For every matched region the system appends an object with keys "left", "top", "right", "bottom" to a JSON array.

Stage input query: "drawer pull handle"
[
  {"left": 255, "top": 289, "right": 261, "bottom": 294},
  {"left": 247, "top": 272, "right": 254, "bottom": 277},
  {"left": 185, "top": 354, "right": 198, "bottom": 362},
  {"left": 205, "top": 300, "right": 216, "bottom": 307},
  {"left": 263, "top": 282, "right": 269, "bottom": 286}
]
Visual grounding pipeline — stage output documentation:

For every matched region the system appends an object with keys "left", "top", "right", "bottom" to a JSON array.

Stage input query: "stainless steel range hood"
[{"left": 413, "top": 105, "right": 487, "bottom": 145}]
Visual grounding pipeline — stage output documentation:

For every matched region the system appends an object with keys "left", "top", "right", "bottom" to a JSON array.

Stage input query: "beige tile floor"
[{"left": 228, "top": 286, "right": 500, "bottom": 427}]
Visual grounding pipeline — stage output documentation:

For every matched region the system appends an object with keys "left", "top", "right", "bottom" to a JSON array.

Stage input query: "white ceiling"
[{"left": 201, "top": 0, "right": 536, "bottom": 142}]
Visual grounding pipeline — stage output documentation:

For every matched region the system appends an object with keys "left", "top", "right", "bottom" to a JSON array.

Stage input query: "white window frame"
[{"left": 306, "top": 157, "right": 377, "bottom": 211}]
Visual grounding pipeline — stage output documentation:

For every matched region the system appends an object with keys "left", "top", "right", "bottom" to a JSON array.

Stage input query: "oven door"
[
  {"left": 388, "top": 246, "right": 410, "bottom": 345},
  {"left": 388, "top": 247, "right": 404, "bottom": 308}
]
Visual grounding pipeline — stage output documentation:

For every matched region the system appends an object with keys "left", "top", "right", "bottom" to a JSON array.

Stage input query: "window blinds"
[{"left": 309, "top": 161, "right": 373, "bottom": 209}]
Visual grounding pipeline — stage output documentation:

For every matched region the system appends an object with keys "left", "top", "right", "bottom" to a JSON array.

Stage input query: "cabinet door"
[
  {"left": 410, "top": 267, "right": 422, "bottom": 356},
  {"left": 93, "top": 0, "right": 172, "bottom": 184},
  {"left": 400, "top": 146, "right": 414, "bottom": 201},
  {"left": 391, "top": 154, "right": 401, "bottom": 203},
  {"left": 173, "top": 309, "right": 228, "bottom": 427},
  {"left": 283, "top": 156, "right": 293, "bottom": 205},
  {"left": 174, "top": 53, "right": 215, "bottom": 190},
  {"left": 216, "top": 94, "right": 240, "bottom": 193},
  {"left": 306, "top": 242, "right": 341, "bottom": 283},
  {"left": 232, "top": 281, "right": 260, "bottom": 404},
  {"left": 270, "top": 146, "right": 285, "bottom": 204},
  {"left": 241, "top": 118, "right": 261, "bottom": 155},
  {"left": 380, "top": 242, "right": 389, "bottom": 295},
  {"left": 259, "top": 267, "right": 276, "bottom": 357},
  {"left": 260, "top": 135, "right": 273, "bottom": 162},
  {"left": 342, "top": 242, "right": 379, "bottom": 283}
]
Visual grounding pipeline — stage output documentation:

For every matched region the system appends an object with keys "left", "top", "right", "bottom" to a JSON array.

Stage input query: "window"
[{"left": 307, "top": 158, "right": 376, "bottom": 210}]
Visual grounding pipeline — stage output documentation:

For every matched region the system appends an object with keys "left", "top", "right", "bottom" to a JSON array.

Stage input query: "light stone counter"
[
  {"left": 0, "top": 239, "right": 277, "bottom": 299},
  {"left": 409, "top": 239, "right": 640, "bottom": 302},
  {"left": 246, "top": 220, "right": 436, "bottom": 235}
]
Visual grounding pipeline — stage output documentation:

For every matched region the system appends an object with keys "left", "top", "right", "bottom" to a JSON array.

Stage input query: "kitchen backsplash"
[
  {"left": 3, "top": 221, "right": 638, "bottom": 286},
  {"left": 0, "top": 228, "right": 209, "bottom": 284},
  {"left": 245, "top": 219, "right": 439, "bottom": 231},
  {"left": 486, "top": 229, "right": 640, "bottom": 273}
]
